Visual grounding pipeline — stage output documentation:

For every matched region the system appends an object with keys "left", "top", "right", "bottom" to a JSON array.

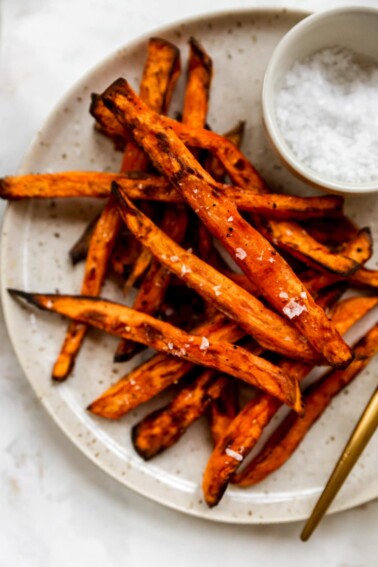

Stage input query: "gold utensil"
[{"left": 301, "top": 385, "right": 378, "bottom": 541}]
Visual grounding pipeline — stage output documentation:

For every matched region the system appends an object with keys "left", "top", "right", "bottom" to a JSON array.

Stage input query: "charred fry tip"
[
  {"left": 102, "top": 78, "right": 129, "bottom": 109},
  {"left": 131, "top": 424, "right": 154, "bottom": 460},
  {"left": 358, "top": 225, "right": 372, "bottom": 236},
  {"left": 111, "top": 183, "right": 127, "bottom": 210},
  {"left": 149, "top": 36, "right": 180, "bottom": 54},
  {"left": 86, "top": 398, "right": 115, "bottom": 417},
  {"left": 229, "top": 120, "right": 246, "bottom": 137},
  {"left": 89, "top": 93, "right": 101, "bottom": 116},
  {"left": 8, "top": 288, "right": 37, "bottom": 303},
  {"left": 51, "top": 363, "right": 74, "bottom": 382},
  {"left": 205, "top": 485, "right": 228, "bottom": 509},
  {"left": 86, "top": 400, "right": 99, "bottom": 413},
  {"left": 0, "top": 177, "right": 9, "bottom": 198},
  {"left": 188, "top": 36, "right": 213, "bottom": 65},
  {"left": 358, "top": 226, "right": 373, "bottom": 245},
  {"left": 8, "top": 289, "right": 58, "bottom": 313},
  {"left": 113, "top": 352, "right": 130, "bottom": 363},
  {"left": 111, "top": 183, "right": 138, "bottom": 219}
]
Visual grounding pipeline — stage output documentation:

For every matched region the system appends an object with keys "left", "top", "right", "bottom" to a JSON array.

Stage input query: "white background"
[{"left": 0, "top": 1, "right": 378, "bottom": 565}]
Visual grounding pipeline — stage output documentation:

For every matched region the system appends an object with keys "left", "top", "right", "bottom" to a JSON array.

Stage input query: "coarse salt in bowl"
[{"left": 262, "top": 7, "right": 378, "bottom": 195}]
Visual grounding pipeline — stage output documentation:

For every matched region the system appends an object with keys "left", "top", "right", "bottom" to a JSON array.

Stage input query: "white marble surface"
[{"left": 0, "top": 0, "right": 378, "bottom": 565}]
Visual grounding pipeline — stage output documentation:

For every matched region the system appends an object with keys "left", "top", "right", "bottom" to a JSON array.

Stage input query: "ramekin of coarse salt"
[{"left": 262, "top": 7, "right": 378, "bottom": 195}]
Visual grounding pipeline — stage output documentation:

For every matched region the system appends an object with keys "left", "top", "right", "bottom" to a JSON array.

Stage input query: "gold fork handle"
[{"left": 301, "top": 386, "right": 378, "bottom": 541}]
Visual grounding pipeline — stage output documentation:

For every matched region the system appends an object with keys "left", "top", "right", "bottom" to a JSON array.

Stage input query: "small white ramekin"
[{"left": 262, "top": 6, "right": 378, "bottom": 195}]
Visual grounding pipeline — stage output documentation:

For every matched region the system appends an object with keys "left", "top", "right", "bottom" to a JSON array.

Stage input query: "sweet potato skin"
[
  {"left": 255, "top": 218, "right": 365, "bottom": 276},
  {"left": 0, "top": 172, "right": 344, "bottom": 219},
  {"left": 89, "top": 313, "right": 233, "bottom": 418},
  {"left": 102, "top": 78, "right": 352, "bottom": 369},
  {"left": 235, "top": 323, "right": 378, "bottom": 487},
  {"left": 115, "top": 37, "right": 212, "bottom": 362},
  {"left": 87, "top": 274, "right": 346, "bottom": 420},
  {"left": 52, "top": 39, "right": 182, "bottom": 381},
  {"left": 132, "top": 370, "right": 225, "bottom": 460},
  {"left": 114, "top": 203, "right": 188, "bottom": 361},
  {"left": 52, "top": 196, "right": 122, "bottom": 380},
  {"left": 203, "top": 393, "right": 280, "bottom": 507},
  {"left": 208, "top": 378, "right": 240, "bottom": 446},
  {"left": 9, "top": 290, "right": 302, "bottom": 411},
  {"left": 113, "top": 185, "right": 320, "bottom": 363},
  {"left": 202, "top": 293, "right": 377, "bottom": 506},
  {"left": 182, "top": 37, "right": 212, "bottom": 129}
]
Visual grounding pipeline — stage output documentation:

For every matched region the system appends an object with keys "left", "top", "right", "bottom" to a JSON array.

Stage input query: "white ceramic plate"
[{"left": 2, "top": 8, "right": 378, "bottom": 524}]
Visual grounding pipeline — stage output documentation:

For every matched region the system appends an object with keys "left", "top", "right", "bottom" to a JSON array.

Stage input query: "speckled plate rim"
[{"left": 2, "top": 6, "right": 377, "bottom": 525}]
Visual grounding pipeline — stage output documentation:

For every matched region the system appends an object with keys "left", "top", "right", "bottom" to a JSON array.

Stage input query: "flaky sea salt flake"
[
  {"left": 200, "top": 337, "right": 210, "bottom": 351},
  {"left": 235, "top": 247, "right": 247, "bottom": 260},
  {"left": 181, "top": 264, "right": 191, "bottom": 276},
  {"left": 225, "top": 448, "right": 243, "bottom": 462},
  {"left": 213, "top": 285, "right": 222, "bottom": 296},
  {"left": 283, "top": 299, "right": 307, "bottom": 319}
]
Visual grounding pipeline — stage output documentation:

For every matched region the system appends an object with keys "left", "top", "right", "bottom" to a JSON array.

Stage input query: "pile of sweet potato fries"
[{"left": 2, "top": 37, "right": 378, "bottom": 508}]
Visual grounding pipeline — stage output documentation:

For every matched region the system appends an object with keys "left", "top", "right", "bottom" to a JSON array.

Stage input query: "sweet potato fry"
[
  {"left": 89, "top": 313, "right": 236, "bottom": 418},
  {"left": 122, "top": 200, "right": 159, "bottom": 293},
  {"left": 350, "top": 267, "right": 378, "bottom": 289},
  {"left": 235, "top": 323, "right": 378, "bottom": 487},
  {"left": 69, "top": 214, "right": 99, "bottom": 265},
  {"left": 132, "top": 370, "right": 225, "bottom": 460},
  {"left": 9, "top": 289, "right": 302, "bottom": 411},
  {"left": 157, "top": 117, "right": 373, "bottom": 286},
  {"left": 52, "top": 39, "right": 181, "bottom": 381},
  {"left": 102, "top": 78, "right": 352, "bottom": 369},
  {"left": 0, "top": 172, "right": 344, "bottom": 220},
  {"left": 138, "top": 37, "right": 181, "bottom": 117},
  {"left": 104, "top": 40, "right": 180, "bottom": 279},
  {"left": 328, "top": 296, "right": 378, "bottom": 336},
  {"left": 88, "top": 271, "right": 350, "bottom": 420},
  {"left": 90, "top": 91, "right": 265, "bottom": 192},
  {"left": 133, "top": 351, "right": 250, "bottom": 460},
  {"left": 276, "top": 296, "right": 378, "bottom": 384},
  {"left": 114, "top": 203, "right": 188, "bottom": 361},
  {"left": 182, "top": 37, "right": 212, "bottom": 129},
  {"left": 52, "top": 197, "right": 122, "bottom": 380},
  {"left": 116, "top": 38, "right": 212, "bottom": 361},
  {"left": 123, "top": 247, "right": 152, "bottom": 291},
  {"left": 0, "top": 171, "right": 116, "bottom": 199},
  {"left": 110, "top": 232, "right": 141, "bottom": 277},
  {"left": 255, "top": 218, "right": 367, "bottom": 276},
  {"left": 204, "top": 122, "right": 245, "bottom": 182},
  {"left": 203, "top": 391, "right": 279, "bottom": 506},
  {"left": 208, "top": 378, "right": 240, "bottom": 446},
  {"left": 340, "top": 227, "right": 373, "bottom": 264},
  {"left": 90, "top": 93, "right": 127, "bottom": 147},
  {"left": 303, "top": 215, "right": 358, "bottom": 248},
  {"left": 202, "top": 292, "right": 377, "bottom": 506},
  {"left": 90, "top": 37, "right": 180, "bottom": 149},
  {"left": 113, "top": 185, "right": 321, "bottom": 363},
  {"left": 161, "top": 115, "right": 370, "bottom": 279}
]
